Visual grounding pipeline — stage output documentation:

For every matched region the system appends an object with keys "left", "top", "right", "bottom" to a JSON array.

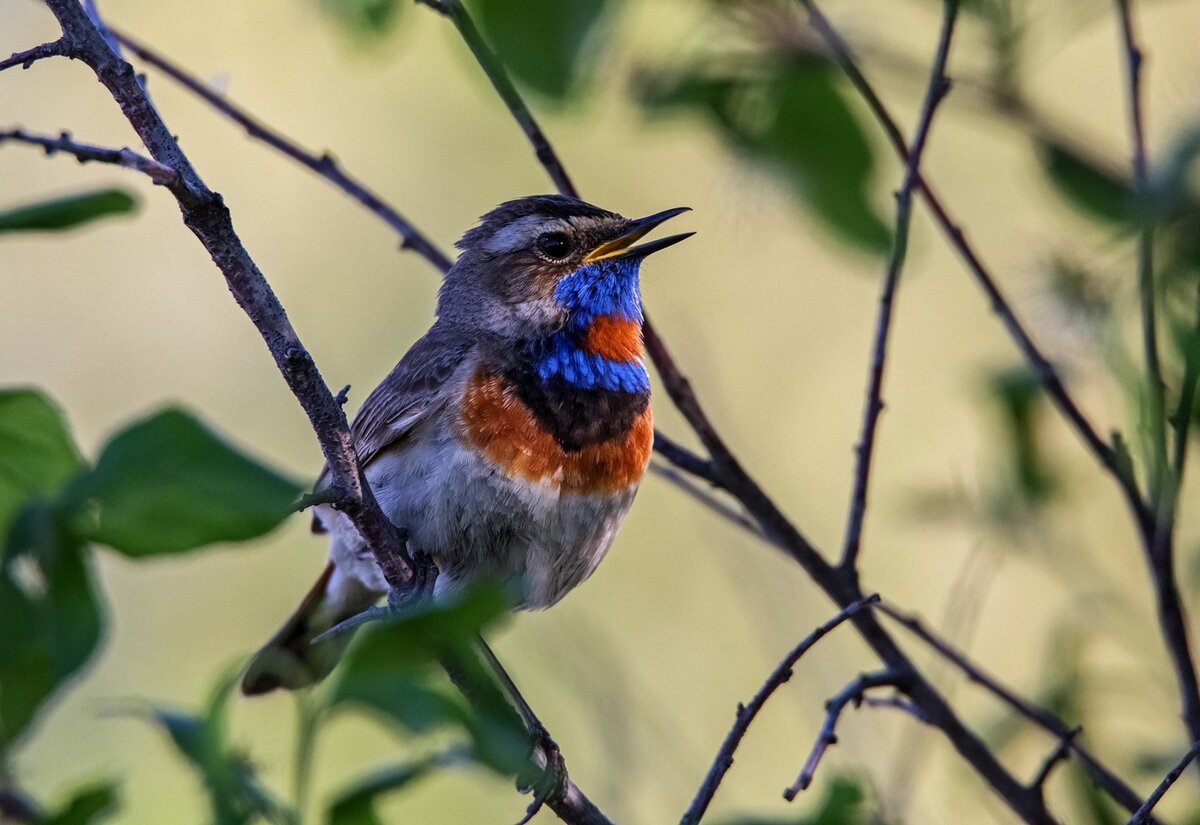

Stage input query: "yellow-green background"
[{"left": 4, "top": 0, "right": 1200, "bottom": 822}]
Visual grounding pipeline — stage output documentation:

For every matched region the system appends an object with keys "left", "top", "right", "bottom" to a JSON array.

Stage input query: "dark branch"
[
  {"left": 0, "top": 787, "right": 41, "bottom": 823},
  {"left": 0, "top": 38, "right": 68, "bottom": 72},
  {"left": 415, "top": 0, "right": 578, "bottom": 199},
  {"left": 109, "top": 27, "right": 454, "bottom": 273},
  {"left": 1127, "top": 741, "right": 1200, "bottom": 825},
  {"left": 786, "top": 669, "right": 905, "bottom": 799},
  {"left": 797, "top": 0, "right": 1153, "bottom": 535},
  {"left": 879, "top": 602, "right": 1155, "bottom": 819},
  {"left": 0, "top": 127, "right": 179, "bottom": 185},
  {"left": 680, "top": 595, "right": 880, "bottom": 825},
  {"left": 1029, "top": 727, "right": 1080, "bottom": 803},
  {"left": 838, "top": 0, "right": 957, "bottom": 572}
]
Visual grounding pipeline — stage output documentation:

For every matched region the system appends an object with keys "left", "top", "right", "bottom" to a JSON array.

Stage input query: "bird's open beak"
[{"left": 582, "top": 206, "right": 694, "bottom": 263}]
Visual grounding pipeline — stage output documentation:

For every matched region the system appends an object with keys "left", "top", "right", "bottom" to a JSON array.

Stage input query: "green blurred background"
[{"left": 4, "top": 0, "right": 1200, "bottom": 822}]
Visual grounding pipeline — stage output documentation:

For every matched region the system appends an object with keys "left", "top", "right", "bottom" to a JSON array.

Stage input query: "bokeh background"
[{"left": 5, "top": 0, "right": 1200, "bottom": 822}]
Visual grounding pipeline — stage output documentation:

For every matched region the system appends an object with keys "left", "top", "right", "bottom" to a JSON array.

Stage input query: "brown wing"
[{"left": 311, "top": 322, "right": 475, "bottom": 532}]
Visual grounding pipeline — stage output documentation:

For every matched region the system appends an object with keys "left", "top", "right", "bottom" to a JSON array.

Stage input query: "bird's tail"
[{"left": 241, "top": 560, "right": 381, "bottom": 696}]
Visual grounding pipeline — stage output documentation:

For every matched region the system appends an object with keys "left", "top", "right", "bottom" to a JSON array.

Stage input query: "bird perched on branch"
[{"left": 243, "top": 194, "right": 692, "bottom": 695}]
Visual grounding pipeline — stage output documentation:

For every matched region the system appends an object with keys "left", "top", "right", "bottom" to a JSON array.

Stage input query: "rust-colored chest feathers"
[{"left": 458, "top": 316, "right": 653, "bottom": 493}]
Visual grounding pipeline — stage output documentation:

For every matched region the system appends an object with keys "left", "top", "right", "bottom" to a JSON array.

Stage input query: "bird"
[{"left": 242, "top": 194, "right": 692, "bottom": 696}]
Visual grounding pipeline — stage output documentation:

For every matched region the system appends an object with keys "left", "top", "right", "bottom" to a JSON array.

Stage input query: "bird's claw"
[
  {"left": 312, "top": 550, "right": 439, "bottom": 645},
  {"left": 516, "top": 722, "right": 568, "bottom": 804}
]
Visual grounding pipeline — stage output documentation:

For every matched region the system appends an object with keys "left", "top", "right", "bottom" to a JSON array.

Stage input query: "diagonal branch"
[
  {"left": 1127, "top": 741, "right": 1200, "bottom": 825},
  {"left": 879, "top": 602, "right": 1155, "bottom": 820},
  {"left": 797, "top": 0, "right": 1152, "bottom": 536},
  {"left": 680, "top": 595, "right": 879, "bottom": 825},
  {"left": 786, "top": 669, "right": 906, "bottom": 799},
  {"left": 839, "top": 0, "right": 957, "bottom": 572},
  {"left": 1028, "top": 727, "right": 1080, "bottom": 804},
  {"left": 109, "top": 27, "right": 454, "bottom": 273},
  {"left": 0, "top": 127, "right": 179, "bottom": 185}
]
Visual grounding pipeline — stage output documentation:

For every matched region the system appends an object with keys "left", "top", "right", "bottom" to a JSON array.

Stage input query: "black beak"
[{"left": 583, "top": 206, "right": 693, "bottom": 263}]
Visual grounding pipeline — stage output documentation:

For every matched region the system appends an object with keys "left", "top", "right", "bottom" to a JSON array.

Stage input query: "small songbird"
[{"left": 243, "top": 195, "right": 691, "bottom": 695}]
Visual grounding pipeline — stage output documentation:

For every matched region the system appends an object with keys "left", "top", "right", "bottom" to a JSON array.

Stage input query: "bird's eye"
[{"left": 536, "top": 232, "right": 572, "bottom": 260}]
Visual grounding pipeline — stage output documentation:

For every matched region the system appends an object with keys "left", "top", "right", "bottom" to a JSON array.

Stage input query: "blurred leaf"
[
  {"left": 38, "top": 781, "right": 118, "bottom": 825},
  {"left": 330, "top": 586, "right": 527, "bottom": 774},
  {"left": 641, "top": 60, "right": 889, "bottom": 253},
  {"left": 718, "top": 775, "right": 869, "bottom": 824},
  {"left": 0, "top": 505, "right": 102, "bottom": 755},
  {"left": 61, "top": 408, "right": 302, "bottom": 557},
  {"left": 326, "top": 752, "right": 460, "bottom": 825},
  {"left": 0, "top": 389, "right": 83, "bottom": 538},
  {"left": 987, "top": 365, "right": 1057, "bottom": 506},
  {"left": 134, "top": 673, "right": 293, "bottom": 825},
  {"left": 318, "top": 0, "right": 404, "bottom": 36},
  {"left": 1068, "top": 761, "right": 1121, "bottom": 825},
  {"left": 470, "top": 0, "right": 610, "bottom": 100},
  {"left": 1039, "top": 142, "right": 1134, "bottom": 224},
  {"left": 0, "top": 190, "right": 137, "bottom": 234}
]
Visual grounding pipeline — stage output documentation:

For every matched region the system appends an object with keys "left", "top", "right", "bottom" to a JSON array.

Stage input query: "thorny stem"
[
  {"left": 1127, "top": 741, "right": 1200, "bottom": 825},
  {"left": 839, "top": 0, "right": 957, "bottom": 573},
  {"left": 679, "top": 596, "right": 879, "bottom": 825},
  {"left": 0, "top": 127, "right": 179, "bottom": 185}
]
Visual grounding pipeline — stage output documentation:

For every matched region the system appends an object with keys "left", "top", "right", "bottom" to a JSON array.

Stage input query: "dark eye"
[{"left": 536, "top": 232, "right": 572, "bottom": 260}]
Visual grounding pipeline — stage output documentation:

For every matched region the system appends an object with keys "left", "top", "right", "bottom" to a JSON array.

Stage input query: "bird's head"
[{"left": 437, "top": 195, "right": 691, "bottom": 339}]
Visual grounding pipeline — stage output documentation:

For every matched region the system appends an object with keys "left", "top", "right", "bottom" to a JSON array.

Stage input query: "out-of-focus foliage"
[
  {"left": 638, "top": 56, "right": 889, "bottom": 253},
  {"left": 325, "top": 752, "right": 462, "bottom": 825},
  {"left": 60, "top": 409, "right": 302, "bottom": 558},
  {"left": 131, "top": 674, "right": 295, "bottom": 825},
  {"left": 0, "top": 189, "right": 137, "bottom": 234},
  {"left": 317, "top": 0, "right": 405, "bottom": 37},
  {"left": 470, "top": 0, "right": 611, "bottom": 101},
  {"left": 719, "top": 775, "right": 874, "bottom": 825},
  {"left": 34, "top": 780, "right": 119, "bottom": 825}
]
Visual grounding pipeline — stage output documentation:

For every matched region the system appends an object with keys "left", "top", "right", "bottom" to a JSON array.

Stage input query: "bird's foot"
[
  {"left": 387, "top": 549, "right": 438, "bottom": 611},
  {"left": 516, "top": 721, "right": 568, "bottom": 805}
]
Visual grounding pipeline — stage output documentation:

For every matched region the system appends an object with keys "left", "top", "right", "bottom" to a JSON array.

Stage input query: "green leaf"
[
  {"left": 134, "top": 672, "right": 294, "bottom": 825},
  {"left": 0, "top": 189, "right": 137, "bottom": 234},
  {"left": 718, "top": 775, "right": 869, "bottom": 825},
  {"left": 0, "top": 505, "right": 103, "bottom": 754},
  {"left": 326, "top": 754, "right": 456, "bottom": 825},
  {"left": 329, "top": 586, "right": 527, "bottom": 775},
  {"left": 1039, "top": 142, "right": 1134, "bottom": 224},
  {"left": 987, "top": 365, "right": 1056, "bottom": 506},
  {"left": 38, "top": 781, "right": 119, "bottom": 825},
  {"left": 640, "top": 61, "right": 889, "bottom": 253},
  {"left": 61, "top": 408, "right": 302, "bottom": 557},
  {"left": 318, "top": 0, "right": 404, "bottom": 36},
  {"left": 471, "top": 0, "right": 610, "bottom": 100},
  {"left": 0, "top": 389, "right": 83, "bottom": 539}
]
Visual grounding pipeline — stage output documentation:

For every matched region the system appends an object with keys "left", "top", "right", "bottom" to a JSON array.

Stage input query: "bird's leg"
[
  {"left": 475, "top": 635, "right": 568, "bottom": 802},
  {"left": 313, "top": 548, "right": 439, "bottom": 644}
]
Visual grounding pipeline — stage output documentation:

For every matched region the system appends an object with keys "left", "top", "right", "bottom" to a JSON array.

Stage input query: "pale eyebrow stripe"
[{"left": 483, "top": 215, "right": 573, "bottom": 254}]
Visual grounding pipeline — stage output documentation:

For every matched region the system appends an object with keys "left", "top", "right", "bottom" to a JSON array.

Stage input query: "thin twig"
[
  {"left": 0, "top": 38, "right": 68, "bottom": 72},
  {"left": 680, "top": 595, "right": 880, "bottom": 825},
  {"left": 797, "top": 0, "right": 1153, "bottom": 536},
  {"left": 785, "top": 669, "right": 904, "bottom": 799},
  {"left": 1113, "top": 0, "right": 1200, "bottom": 755},
  {"left": 415, "top": 0, "right": 578, "bottom": 199},
  {"left": 1127, "top": 741, "right": 1200, "bottom": 825},
  {"left": 1029, "top": 727, "right": 1080, "bottom": 803},
  {"left": 648, "top": 461, "right": 768, "bottom": 542},
  {"left": 839, "top": 0, "right": 958, "bottom": 572},
  {"left": 109, "top": 27, "right": 454, "bottom": 273},
  {"left": 0, "top": 127, "right": 179, "bottom": 185},
  {"left": 879, "top": 601, "right": 1155, "bottom": 819}
]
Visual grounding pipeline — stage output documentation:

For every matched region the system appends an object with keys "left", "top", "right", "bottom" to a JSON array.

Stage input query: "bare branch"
[
  {"left": 1029, "top": 727, "right": 1080, "bottom": 803},
  {"left": 0, "top": 38, "right": 68, "bottom": 72},
  {"left": 786, "top": 669, "right": 905, "bottom": 799},
  {"left": 797, "top": 0, "right": 1152, "bottom": 535},
  {"left": 109, "top": 27, "right": 454, "bottom": 273},
  {"left": 0, "top": 127, "right": 178, "bottom": 185},
  {"left": 839, "top": 0, "right": 958, "bottom": 572},
  {"left": 879, "top": 602, "right": 1155, "bottom": 820},
  {"left": 680, "top": 595, "right": 880, "bottom": 825},
  {"left": 415, "top": 0, "right": 578, "bottom": 199},
  {"left": 1127, "top": 741, "right": 1200, "bottom": 825}
]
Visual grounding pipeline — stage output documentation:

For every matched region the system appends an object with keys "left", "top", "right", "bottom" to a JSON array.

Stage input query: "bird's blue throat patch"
[{"left": 526, "top": 258, "right": 649, "bottom": 394}]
